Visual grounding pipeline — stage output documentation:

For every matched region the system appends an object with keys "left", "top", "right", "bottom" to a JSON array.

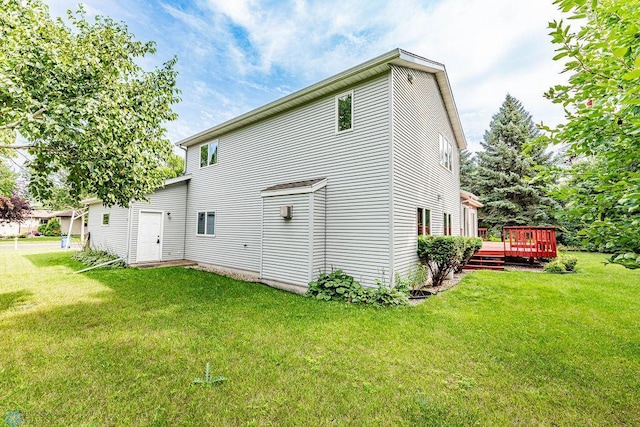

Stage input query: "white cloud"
[{"left": 42, "top": 0, "right": 570, "bottom": 147}]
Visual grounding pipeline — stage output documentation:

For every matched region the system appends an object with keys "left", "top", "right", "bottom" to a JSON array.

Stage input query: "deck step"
[
  {"left": 464, "top": 265, "right": 505, "bottom": 271},
  {"left": 465, "top": 252, "right": 506, "bottom": 271}
]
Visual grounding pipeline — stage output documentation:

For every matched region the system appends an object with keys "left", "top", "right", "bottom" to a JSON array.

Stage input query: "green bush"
[
  {"left": 306, "top": 270, "right": 409, "bottom": 306},
  {"left": 562, "top": 255, "right": 578, "bottom": 272},
  {"left": 38, "top": 218, "right": 61, "bottom": 236},
  {"left": 606, "top": 252, "right": 640, "bottom": 270},
  {"left": 545, "top": 255, "right": 579, "bottom": 273},
  {"left": 417, "top": 236, "right": 483, "bottom": 287},
  {"left": 544, "top": 260, "right": 567, "bottom": 273},
  {"left": 71, "top": 249, "right": 125, "bottom": 269}
]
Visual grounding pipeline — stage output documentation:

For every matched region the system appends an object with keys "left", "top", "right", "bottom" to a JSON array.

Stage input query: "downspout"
[{"left": 388, "top": 67, "right": 395, "bottom": 286}]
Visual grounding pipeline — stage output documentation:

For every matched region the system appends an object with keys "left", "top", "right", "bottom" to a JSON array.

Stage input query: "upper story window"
[
  {"left": 102, "top": 213, "right": 110, "bottom": 226},
  {"left": 200, "top": 140, "right": 218, "bottom": 168},
  {"left": 336, "top": 91, "right": 353, "bottom": 133},
  {"left": 439, "top": 134, "right": 453, "bottom": 171}
]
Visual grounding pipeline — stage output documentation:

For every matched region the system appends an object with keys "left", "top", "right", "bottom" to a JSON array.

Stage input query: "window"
[
  {"left": 439, "top": 134, "right": 453, "bottom": 171},
  {"left": 417, "top": 208, "right": 431, "bottom": 236},
  {"left": 197, "top": 211, "right": 215, "bottom": 236},
  {"left": 200, "top": 140, "right": 218, "bottom": 168},
  {"left": 443, "top": 213, "right": 452, "bottom": 236},
  {"left": 102, "top": 213, "right": 110, "bottom": 226},
  {"left": 336, "top": 91, "right": 353, "bottom": 132}
]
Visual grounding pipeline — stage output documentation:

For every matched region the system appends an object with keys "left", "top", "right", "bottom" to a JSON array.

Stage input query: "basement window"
[
  {"left": 336, "top": 91, "right": 353, "bottom": 132},
  {"left": 102, "top": 213, "right": 110, "bottom": 226},
  {"left": 200, "top": 140, "right": 218, "bottom": 168},
  {"left": 197, "top": 211, "right": 215, "bottom": 236}
]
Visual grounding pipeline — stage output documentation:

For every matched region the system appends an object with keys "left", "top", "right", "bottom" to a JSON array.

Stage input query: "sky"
[{"left": 44, "top": 0, "right": 569, "bottom": 153}]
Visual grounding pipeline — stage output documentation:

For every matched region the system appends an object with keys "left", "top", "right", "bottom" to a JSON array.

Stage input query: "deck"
[{"left": 465, "top": 226, "right": 558, "bottom": 271}]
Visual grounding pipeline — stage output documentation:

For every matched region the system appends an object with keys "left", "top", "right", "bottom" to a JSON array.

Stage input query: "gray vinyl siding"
[
  {"left": 129, "top": 182, "right": 188, "bottom": 263},
  {"left": 185, "top": 73, "right": 391, "bottom": 286},
  {"left": 262, "top": 194, "right": 310, "bottom": 286},
  {"left": 87, "top": 204, "right": 130, "bottom": 260},
  {"left": 391, "top": 65, "right": 462, "bottom": 278},
  {"left": 312, "top": 187, "right": 327, "bottom": 277}
]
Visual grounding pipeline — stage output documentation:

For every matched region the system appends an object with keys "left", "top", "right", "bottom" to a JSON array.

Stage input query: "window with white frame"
[
  {"left": 200, "top": 140, "right": 218, "bottom": 168},
  {"left": 336, "top": 91, "right": 353, "bottom": 132},
  {"left": 417, "top": 208, "right": 431, "bottom": 236},
  {"left": 439, "top": 134, "right": 453, "bottom": 171},
  {"left": 197, "top": 211, "right": 215, "bottom": 236},
  {"left": 102, "top": 213, "right": 110, "bottom": 226}
]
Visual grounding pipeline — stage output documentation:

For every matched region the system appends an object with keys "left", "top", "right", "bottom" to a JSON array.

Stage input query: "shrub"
[
  {"left": 544, "top": 260, "right": 567, "bottom": 273},
  {"left": 417, "top": 236, "right": 483, "bottom": 287},
  {"left": 606, "top": 252, "right": 640, "bottom": 270},
  {"left": 562, "top": 255, "right": 578, "bottom": 272},
  {"left": 306, "top": 270, "right": 409, "bottom": 306},
  {"left": 545, "top": 255, "right": 579, "bottom": 273},
  {"left": 71, "top": 249, "right": 125, "bottom": 269},
  {"left": 38, "top": 218, "right": 61, "bottom": 236}
]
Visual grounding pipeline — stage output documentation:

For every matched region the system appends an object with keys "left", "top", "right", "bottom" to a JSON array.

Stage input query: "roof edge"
[{"left": 177, "top": 48, "right": 466, "bottom": 151}]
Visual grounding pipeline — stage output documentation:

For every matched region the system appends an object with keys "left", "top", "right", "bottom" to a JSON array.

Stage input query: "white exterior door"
[{"left": 137, "top": 211, "right": 163, "bottom": 262}]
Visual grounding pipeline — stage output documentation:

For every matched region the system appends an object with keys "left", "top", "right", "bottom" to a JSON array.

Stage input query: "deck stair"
[{"left": 465, "top": 248, "right": 505, "bottom": 271}]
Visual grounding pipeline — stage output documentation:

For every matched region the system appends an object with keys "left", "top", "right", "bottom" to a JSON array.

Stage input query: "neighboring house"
[
  {"left": 86, "top": 48, "right": 474, "bottom": 290},
  {"left": 19, "top": 210, "right": 54, "bottom": 235},
  {"left": 55, "top": 210, "right": 84, "bottom": 236},
  {"left": 460, "top": 190, "right": 483, "bottom": 237}
]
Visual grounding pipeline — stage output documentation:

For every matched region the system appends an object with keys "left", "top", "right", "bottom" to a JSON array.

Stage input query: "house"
[
  {"left": 86, "top": 48, "right": 474, "bottom": 291},
  {"left": 18, "top": 210, "right": 54, "bottom": 235}
]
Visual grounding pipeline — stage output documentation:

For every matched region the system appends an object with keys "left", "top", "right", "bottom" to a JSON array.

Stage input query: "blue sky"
[{"left": 45, "top": 0, "right": 568, "bottom": 152}]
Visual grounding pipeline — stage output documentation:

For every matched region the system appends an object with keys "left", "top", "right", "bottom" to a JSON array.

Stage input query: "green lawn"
[
  {"left": 0, "top": 250, "right": 638, "bottom": 425},
  {"left": 0, "top": 236, "right": 80, "bottom": 245}
]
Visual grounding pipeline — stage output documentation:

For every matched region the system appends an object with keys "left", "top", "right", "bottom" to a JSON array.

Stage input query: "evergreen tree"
[
  {"left": 459, "top": 150, "right": 477, "bottom": 194},
  {"left": 475, "top": 94, "right": 556, "bottom": 235}
]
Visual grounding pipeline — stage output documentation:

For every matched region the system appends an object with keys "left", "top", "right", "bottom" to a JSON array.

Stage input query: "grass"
[
  {"left": 0, "top": 236, "right": 80, "bottom": 245},
  {"left": 0, "top": 250, "right": 638, "bottom": 425}
]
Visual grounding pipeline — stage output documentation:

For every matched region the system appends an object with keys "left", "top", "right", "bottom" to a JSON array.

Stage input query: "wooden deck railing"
[
  {"left": 478, "top": 228, "right": 488, "bottom": 240},
  {"left": 502, "top": 226, "right": 557, "bottom": 259}
]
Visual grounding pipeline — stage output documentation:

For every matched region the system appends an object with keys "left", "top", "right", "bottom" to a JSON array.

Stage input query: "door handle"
[{"left": 157, "top": 236, "right": 160, "bottom": 244}]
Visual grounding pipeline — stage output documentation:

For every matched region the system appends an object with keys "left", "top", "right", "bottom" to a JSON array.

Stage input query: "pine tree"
[
  {"left": 459, "top": 150, "right": 477, "bottom": 194},
  {"left": 475, "top": 94, "right": 556, "bottom": 235}
]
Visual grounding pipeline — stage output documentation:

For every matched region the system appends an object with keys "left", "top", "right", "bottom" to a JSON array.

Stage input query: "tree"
[
  {"left": 0, "top": 0, "right": 180, "bottom": 207},
  {"left": 459, "top": 150, "right": 478, "bottom": 194},
  {"left": 159, "top": 152, "right": 185, "bottom": 180},
  {"left": 0, "top": 161, "right": 17, "bottom": 196},
  {"left": 544, "top": 0, "right": 640, "bottom": 260},
  {"left": 0, "top": 193, "right": 31, "bottom": 223},
  {"left": 475, "top": 95, "right": 557, "bottom": 235}
]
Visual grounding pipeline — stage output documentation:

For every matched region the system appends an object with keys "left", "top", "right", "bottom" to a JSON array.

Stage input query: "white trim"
[
  {"left": 335, "top": 90, "right": 354, "bottom": 134},
  {"left": 136, "top": 209, "right": 164, "bottom": 263},
  {"left": 101, "top": 213, "right": 110, "bottom": 227},
  {"left": 126, "top": 206, "right": 132, "bottom": 264},
  {"left": 259, "top": 197, "right": 264, "bottom": 279},
  {"left": 163, "top": 174, "right": 192, "bottom": 186},
  {"left": 260, "top": 178, "right": 328, "bottom": 198},
  {"left": 195, "top": 210, "right": 216, "bottom": 237}
]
